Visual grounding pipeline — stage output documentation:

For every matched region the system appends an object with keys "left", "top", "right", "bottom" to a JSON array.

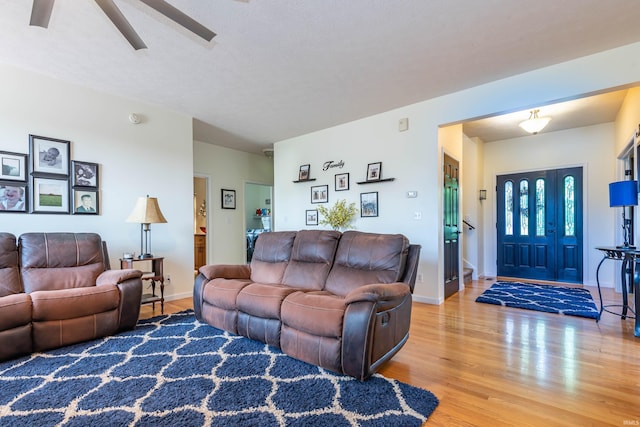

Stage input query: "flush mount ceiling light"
[
  {"left": 518, "top": 109, "right": 551, "bottom": 134},
  {"left": 29, "top": 0, "right": 216, "bottom": 50}
]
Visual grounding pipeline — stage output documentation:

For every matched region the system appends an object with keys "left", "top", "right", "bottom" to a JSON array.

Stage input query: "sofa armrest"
[
  {"left": 96, "top": 269, "right": 143, "bottom": 286},
  {"left": 199, "top": 264, "right": 251, "bottom": 280},
  {"left": 344, "top": 283, "right": 411, "bottom": 306}
]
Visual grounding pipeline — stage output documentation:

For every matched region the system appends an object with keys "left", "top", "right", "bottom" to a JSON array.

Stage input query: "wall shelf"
[
  {"left": 293, "top": 178, "right": 316, "bottom": 183},
  {"left": 356, "top": 178, "right": 395, "bottom": 185}
]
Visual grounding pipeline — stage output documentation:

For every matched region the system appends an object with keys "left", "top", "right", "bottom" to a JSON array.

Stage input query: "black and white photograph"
[
  {"left": 221, "top": 188, "right": 236, "bottom": 209},
  {"left": 299, "top": 164, "right": 310, "bottom": 181},
  {"left": 0, "top": 151, "right": 27, "bottom": 182},
  {"left": 335, "top": 173, "right": 349, "bottom": 191},
  {"left": 360, "top": 191, "right": 378, "bottom": 217},
  {"left": 31, "top": 176, "right": 69, "bottom": 214},
  {"left": 366, "top": 162, "right": 382, "bottom": 181},
  {"left": 30, "top": 134, "right": 70, "bottom": 177},
  {"left": 72, "top": 161, "right": 99, "bottom": 188},
  {"left": 73, "top": 189, "right": 99, "bottom": 214},
  {"left": 311, "top": 184, "right": 328, "bottom": 204},
  {"left": 0, "top": 182, "right": 28, "bottom": 212},
  {"left": 305, "top": 209, "right": 318, "bottom": 226}
]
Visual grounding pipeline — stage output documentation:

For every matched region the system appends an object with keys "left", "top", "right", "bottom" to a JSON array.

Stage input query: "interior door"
[
  {"left": 443, "top": 154, "right": 460, "bottom": 298},
  {"left": 496, "top": 167, "right": 583, "bottom": 283}
]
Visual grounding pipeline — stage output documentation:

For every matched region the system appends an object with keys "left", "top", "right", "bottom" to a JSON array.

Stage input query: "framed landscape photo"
[
  {"left": 311, "top": 184, "right": 328, "bottom": 204},
  {"left": 305, "top": 209, "right": 318, "bottom": 226},
  {"left": 221, "top": 189, "right": 236, "bottom": 209},
  {"left": 0, "top": 151, "right": 28, "bottom": 182},
  {"left": 299, "top": 164, "right": 310, "bottom": 181},
  {"left": 73, "top": 189, "right": 99, "bottom": 215},
  {"left": 360, "top": 191, "right": 378, "bottom": 217},
  {"left": 31, "top": 176, "right": 69, "bottom": 214},
  {"left": 72, "top": 161, "right": 99, "bottom": 188},
  {"left": 0, "top": 181, "right": 28, "bottom": 213},
  {"left": 30, "top": 134, "right": 70, "bottom": 177},
  {"left": 366, "top": 162, "right": 382, "bottom": 181},
  {"left": 335, "top": 173, "right": 349, "bottom": 191}
]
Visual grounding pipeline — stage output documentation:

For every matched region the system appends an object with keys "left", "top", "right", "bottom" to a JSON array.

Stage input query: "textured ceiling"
[{"left": 1, "top": 0, "right": 640, "bottom": 153}]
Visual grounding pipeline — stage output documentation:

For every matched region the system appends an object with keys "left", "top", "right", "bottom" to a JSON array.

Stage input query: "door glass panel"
[
  {"left": 505, "top": 181, "right": 513, "bottom": 235},
  {"left": 520, "top": 179, "right": 529, "bottom": 236},
  {"left": 536, "top": 178, "right": 545, "bottom": 236},
  {"left": 564, "top": 176, "right": 575, "bottom": 236}
]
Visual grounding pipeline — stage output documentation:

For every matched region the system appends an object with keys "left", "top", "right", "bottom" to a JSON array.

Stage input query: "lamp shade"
[
  {"left": 126, "top": 196, "right": 168, "bottom": 224},
  {"left": 609, "top": 180, "right": 638, "bottom": 207},
  {"left": 519, "top": 109, "right": 551, "bottom": 134}
]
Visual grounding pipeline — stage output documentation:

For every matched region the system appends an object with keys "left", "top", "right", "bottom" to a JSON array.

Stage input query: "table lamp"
[
  {"left": 126, "top": 195, "right": 167, "bottom": 258},
  {"left": 609, "top": 180, "right": 638, "bottom": 248}
]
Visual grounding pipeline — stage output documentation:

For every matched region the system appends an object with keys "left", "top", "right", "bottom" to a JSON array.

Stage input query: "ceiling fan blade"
[
  {"left": 30, "top": 0, "right": 55, "bottom": 28},
  {"left": 140, "top": 0, "right": 216, "bottom": 42},
  {"left": 94, "top": 0, "right": 147, "bottom": 50}
]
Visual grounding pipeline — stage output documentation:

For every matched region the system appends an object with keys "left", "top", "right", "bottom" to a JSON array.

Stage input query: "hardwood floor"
[{"left": 139, "top": 279, "right": 639, "bottom": 426}]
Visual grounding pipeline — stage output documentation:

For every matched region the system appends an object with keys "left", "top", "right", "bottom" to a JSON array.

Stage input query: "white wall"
[
  {"left": 462, "top": 135, "right": 485, "bottom": 279},
  {"left": 274, "top": 41, "right": 640, "bottom": 304},
  {"left": 0, "top": 63, "right": 195, "bottom": 300},
  {"left": 482, "top": 123, "right": 616, "bottom": 287},
  {"left": 193, "top": 142, "right": 274, "bottom": 264}
]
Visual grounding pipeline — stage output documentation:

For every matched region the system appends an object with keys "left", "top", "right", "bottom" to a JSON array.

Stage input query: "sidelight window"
[
  {"left": 520, "top": 179, "right": 529, "bottom": 236},
  {"left": 564, "top": 176, "right": 575, "bottom": 236},
  {"left": 535, "top": 179, "right": 545, "bottom": 236},
  {"left": 505, "top": 181, "right": 513, "bottom": 235}
]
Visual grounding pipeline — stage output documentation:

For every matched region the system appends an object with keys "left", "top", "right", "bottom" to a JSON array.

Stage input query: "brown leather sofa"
[
  {"left": 194, "top": 230, "right": 420, "bottom": 380},
  {"left": 0, "top": 232, "right": 143, "bottom": 361}
]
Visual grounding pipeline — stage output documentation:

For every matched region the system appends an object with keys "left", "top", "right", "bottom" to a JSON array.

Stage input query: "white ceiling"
[{"left": 1, "top": 1, "right": 640, "bottom": 153}]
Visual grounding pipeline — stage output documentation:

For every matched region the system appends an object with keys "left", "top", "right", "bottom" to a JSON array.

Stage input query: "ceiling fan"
[{"left": 29, "top": 0, "right": 216, "bottom": 50}]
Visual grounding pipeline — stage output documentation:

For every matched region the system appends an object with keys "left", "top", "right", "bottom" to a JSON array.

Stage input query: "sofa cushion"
[
  {"left": 282, "top": 230, "right": 341, "bottom": 290},
  {"left": 20, "top": 233, "right": 106, "bottom": 293},
  {"left": 202, "top": 278, "right": 252, "bottom": 310},
  {"left": 30, "top": 285, "right": 120, "bottom": 321},
  {"left": 237, "top": 283, "right": 300, "bottom": 319},
  {"left": 0, "top": 293, "right": 31, "bottom": 330},
  {"left": 250, "top": 231, "right": 296, "bottom": 284},
  {"left": 0, "top": 232, "right": 21, "bottom": 297},
  {"left": 281, "top": 291, "right": 346, "bottom": 337},
  {"left": 324, "top": 231, "right": 409, "bottom": 296}
]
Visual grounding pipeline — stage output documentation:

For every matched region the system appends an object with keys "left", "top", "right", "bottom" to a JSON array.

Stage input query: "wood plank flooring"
[{"left": 139, "top": 279, "right": 640, "bottom": 426}]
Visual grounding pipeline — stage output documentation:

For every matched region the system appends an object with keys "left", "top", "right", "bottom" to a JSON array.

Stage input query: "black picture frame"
[
  {"left": 221, "top": 189, "right": 236, "bottom": 209},
  {"left": 299, "top": 164, "right": 310, "bottom": 181},
  {"left": 366, "top": 162, "right": 382, "bottom": 181},
  {"left": 73, "top": 189, "right": 99, "bottom": 215},
  {"left": 311, "top": 184, "right": 328, "bottom": 204},
  {"left": 360, "top": 191, "right": 378, "bottom": 217},
  {"left": 31, "top": 176, "right": 69, "bottom": 214},
  {"left": 29, "top": 134, "right": 70, "bottom": 177},
  {"left": 0, "top": 151, "right": 28, "bottom": 182},
  {"left": 305, "top": 209, "right": 318, "bottom": 226},
  {"left": 0, "top": 181, "right": 28, "bottom": 213},
  {"left": 335, "top": 173, "right": 349, "bottom": 191},
  {"left": 72, "top": 160, "right": 99, "bottom": 188}
]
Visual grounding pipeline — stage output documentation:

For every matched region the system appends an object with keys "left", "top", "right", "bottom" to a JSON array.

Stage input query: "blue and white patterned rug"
[
  {"left": 0, "top": 310, "right": 438, "bottom": 426},
  {"left": 476, "top": 281, "right": 600, "bottom": 319}
]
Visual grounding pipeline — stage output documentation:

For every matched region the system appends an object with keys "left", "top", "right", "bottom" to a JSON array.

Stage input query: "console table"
[
  {"left": 120, "top": 257, "right": 166, "bottom": 314},
  {"left": 595, "top": 247, "right": 639, "bottom": 337}
]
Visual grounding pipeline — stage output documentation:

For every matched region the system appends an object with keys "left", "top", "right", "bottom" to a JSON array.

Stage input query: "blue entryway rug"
[
  {"left": 476, "top": 281, "right": 600, "bottom": 319},
  {"left": 0, "top": 310, "right": 438, "bottom": 426}
]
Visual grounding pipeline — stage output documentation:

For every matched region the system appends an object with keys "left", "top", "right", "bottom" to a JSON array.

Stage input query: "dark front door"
[
  {"left": 444, "top": 154, "right": 460, "bottom": 298},
  {"left": 497, "top": 167, "right": 583, "bottom": 283}
]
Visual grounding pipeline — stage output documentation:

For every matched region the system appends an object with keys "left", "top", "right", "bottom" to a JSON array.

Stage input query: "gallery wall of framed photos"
[{"left": 0, "top": 134, "right": 100, "bottom": 214}]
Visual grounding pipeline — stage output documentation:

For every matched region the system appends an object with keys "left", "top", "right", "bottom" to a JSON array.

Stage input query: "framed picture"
[
  {"left": 299, "top": 164, "right": 310, "bottom": 181},
  {"left": 72, "top": 161, "right": 99, "bottom": 188},
  {"left": 311, "top": 184, "right": 328, "bottom": 204},
  {"left": 31, "top": 176, "right": 69, "bottom": 214},
  {"left": 0, "top": 181, "right": 28, "bottom": 212},
  {"left": 73, "top": 189, "right": 99, "bottom": 214},
  {"left": 305, "top": 209, "right": 318, "bottom": 226},
  {"left": 335, "top": 173, "right": 349, "bottom": 191},
  {"left": 221, "top": 189, "right": 236, "bottom": 209},
  {"left": 0, "top": 151, "right": 28, "bottom": 182},
  {"left": 29, "top": 134, "right": 70, "bottom": 177},
  {"left": 360, "top": 191, "right": 379, "bottom": 217},
  {"left": 366, "top": 162, "right": 382, "bottom": 181}
]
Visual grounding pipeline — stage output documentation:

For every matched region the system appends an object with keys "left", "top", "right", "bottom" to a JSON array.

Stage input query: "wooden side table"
[{"left": 120, "top": 257, "right": 166, "bottom": 314}]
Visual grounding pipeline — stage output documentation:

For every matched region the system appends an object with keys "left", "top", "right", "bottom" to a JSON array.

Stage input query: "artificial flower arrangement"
[{"left": 317, "top": 199, "right": 358, "bottom": 230}]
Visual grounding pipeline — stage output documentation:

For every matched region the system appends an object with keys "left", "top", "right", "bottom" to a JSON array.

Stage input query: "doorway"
[
  {"left": 244, "top": 182, "right": 273, "bottom": 262},
  {"left": 496, "top": 167, "right": 583, "bottom": 283},
  {"left": 443, "top": 153, "right": 460, "bottom": 298},
  {"left": 194, "top": 176, "right": 208, "bottom": 271}
]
